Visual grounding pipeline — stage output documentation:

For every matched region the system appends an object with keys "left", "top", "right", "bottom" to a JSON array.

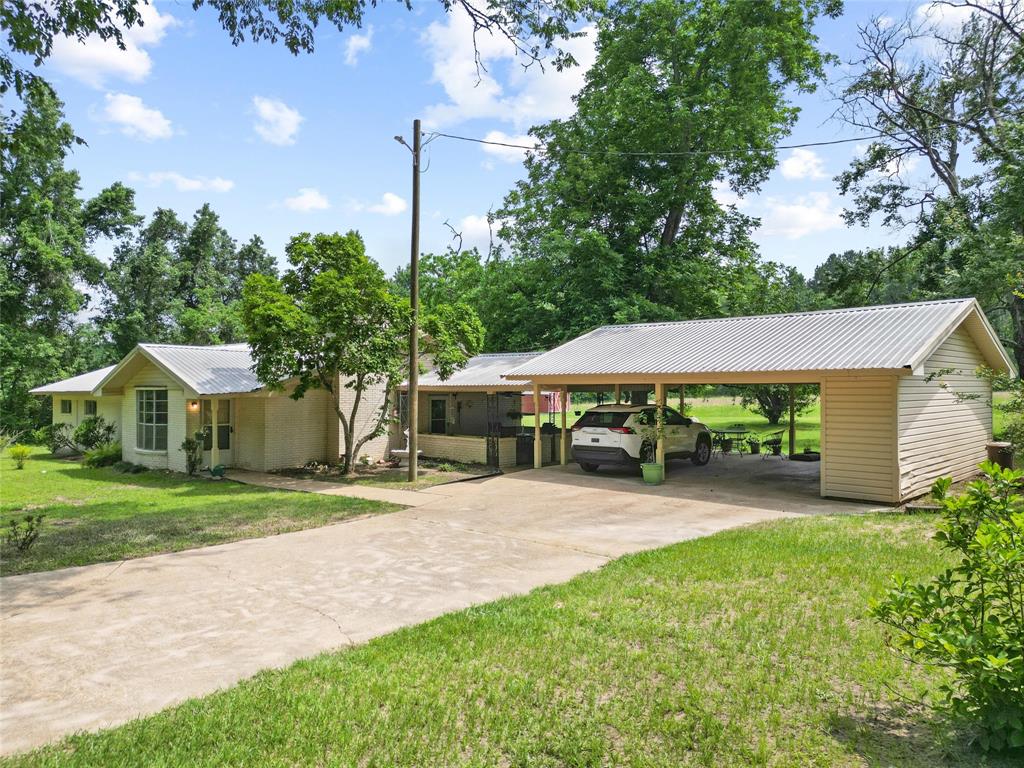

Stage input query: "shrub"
[
  {"left": 8, "top": 444, "right": 32, "bottom": 469},
  {"left": 871, "top": 463, "right": 1024, "bottom": 751},
  {"left": 3, "top": 514, "right": 43, "bottom": 553},
  {"left": 72, "top": 416, "right": 117, "bottom": 450},
  {"left": 34, "top": 422, "right": 75, "bottom": 454},
  {"left": 82, "top": 442, "right": 122, "bottom": 468},
  {"left": 113, "top": 460, "right": 147, "bottom": 474},
  {"left": 0, "top": 427, "right": 21, "bottom": 454},
  {"left": 180, "top": 431, "right": 204, "bottom": 476}
]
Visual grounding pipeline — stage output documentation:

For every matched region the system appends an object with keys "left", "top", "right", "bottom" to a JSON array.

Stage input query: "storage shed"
[{"left": 502, "top": 298, "right": 1014, "bottom": 503}]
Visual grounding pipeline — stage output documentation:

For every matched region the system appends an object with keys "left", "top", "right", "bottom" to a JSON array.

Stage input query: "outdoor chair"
[{"left": 760, "top": 430, "right": 786, "bottom": 460}]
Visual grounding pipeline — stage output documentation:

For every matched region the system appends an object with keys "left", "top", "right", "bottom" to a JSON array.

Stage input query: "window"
[
  {"left": 573, "top": 410, "right": 630, "bottom": 429},
  {"left": 84, "top": 400, "right": 97, "bottom": 416},
  {"left": 664, "top": 408, "right": 689, "bottom": 426},
  {"left": 201, "top": 400, "right": 231, "bottom": 450},
  {"left": 429, "top": 399, "right": 447, "bottom": 434},
  {"left": 60, "top": 399, "right": 72, "bottom": 414},
  {"left": 136, "top": 390, "right": 168, "bottom": 451}
]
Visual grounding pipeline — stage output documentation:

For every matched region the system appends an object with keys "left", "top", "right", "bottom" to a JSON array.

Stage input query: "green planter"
[{"left": 641, "top": 462, "right": 664, "bottom": 485}]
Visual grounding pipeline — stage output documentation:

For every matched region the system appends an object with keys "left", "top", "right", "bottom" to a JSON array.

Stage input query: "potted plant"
[
  {"left": 747, "top": 436, "right": 761, "bottom": 455},
  {"left": 634, "top": 409, "right": 666, "bottom": 485}
]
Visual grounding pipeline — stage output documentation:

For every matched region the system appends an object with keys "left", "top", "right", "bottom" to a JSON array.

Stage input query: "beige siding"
[
  {"left": 897, "top": 326, "right": 991, "bottom": 499},
  {"left": 821, "top": 375, "right": 899, "bottom": 503},
  {"left": 120, "top": 361, "right": 187, "bottom": 471},
  {"left": 48, "top": 395, "right": 122, "bottom": 454}
]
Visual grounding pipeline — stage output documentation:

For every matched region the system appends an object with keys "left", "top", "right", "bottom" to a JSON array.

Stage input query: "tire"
[
  {"left": 691, "top": 434, "right": 712, "bottom": 466},
  {"left": 579, "top": 462, "right": 599, "bottom": 473}
]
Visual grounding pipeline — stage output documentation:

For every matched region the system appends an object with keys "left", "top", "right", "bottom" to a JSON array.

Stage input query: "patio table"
[{"left": 711, "top": 427, "right": 750, "bottom": 455}]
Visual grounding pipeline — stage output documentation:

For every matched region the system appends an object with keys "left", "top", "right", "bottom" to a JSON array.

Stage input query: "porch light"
[{"left": 187, "top": 400, "right": 199, "bottom": 412}]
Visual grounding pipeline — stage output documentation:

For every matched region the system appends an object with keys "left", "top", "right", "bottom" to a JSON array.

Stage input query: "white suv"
[{"left": 570, "top": 404, "right": 712, "bottom": 473}]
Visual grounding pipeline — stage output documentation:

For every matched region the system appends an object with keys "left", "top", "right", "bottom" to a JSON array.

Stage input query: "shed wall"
[
  {"left": 897, "top": 326, "right": 991, "bottom": 499},
  {"left": 821, "top": 375, "right": 899, "bottom": 503}
]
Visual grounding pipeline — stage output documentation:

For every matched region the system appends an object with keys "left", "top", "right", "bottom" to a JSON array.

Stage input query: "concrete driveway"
[{"left": 0, "top": 461, "right": 874, "bottom": 755}]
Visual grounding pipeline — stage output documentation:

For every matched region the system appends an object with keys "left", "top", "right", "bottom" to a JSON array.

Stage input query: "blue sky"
[{"left": 39, "top": 0, "right": 953, "bottom": 279}]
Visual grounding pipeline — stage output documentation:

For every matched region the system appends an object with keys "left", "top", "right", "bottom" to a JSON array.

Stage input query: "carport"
[{"left": 501, "top": 298, "right": 1014, "bottom": 504}]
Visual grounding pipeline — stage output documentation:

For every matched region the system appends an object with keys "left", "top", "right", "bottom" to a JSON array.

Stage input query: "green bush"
[
  {"left": 72, "top": 416, "right": 117, "bottom": 450},
  {"left": 179, "top": 431, "right": 204, "bottom": 476},
  {"left": 8, "top": 444, "right": 32, "bottom": 469},
  {"left": 871, "top": 463, "right": 1024, "bottom": 751},
  {"left": 33, "top": 422, "right": 74, "bottom": 454},
  {"left": 112, "top": 460, "right": 147, "bottom": 474},
  {"left": 82, "top": 442, "right": 122, "bottom": 468},
  {"left": 3, "top": 514, "right": 43, "bottom": 553}
]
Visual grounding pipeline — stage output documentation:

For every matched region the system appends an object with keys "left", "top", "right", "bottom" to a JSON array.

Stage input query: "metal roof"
[
  {"left": 138, "top": 343, "right": 262, "bottom": 395},
  {"left": 504, "top": 298, "right": 995, "bottom": 378},
  {"left": 409, "top": 352, "right": 542, "bottom": 390},
  {"left": 30, "top": 366, "right": 117, "bottom": 394}
]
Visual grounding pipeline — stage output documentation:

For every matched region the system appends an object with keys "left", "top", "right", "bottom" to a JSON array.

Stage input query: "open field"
[
  {"left": 5, "top": 512, "right": 1013, "bottom": 767},
  {"left": 0, "top": 449, "right": 399, "bottom": 576}
]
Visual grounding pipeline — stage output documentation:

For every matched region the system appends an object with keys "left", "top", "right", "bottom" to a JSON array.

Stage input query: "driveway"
[{"left": 0, "top": 462, "right": 874, "bottom": 755}]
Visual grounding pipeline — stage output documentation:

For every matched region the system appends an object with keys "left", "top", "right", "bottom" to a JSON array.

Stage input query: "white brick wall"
[{"left": 119, "top": 360, "right": 186, "bottom": 471}]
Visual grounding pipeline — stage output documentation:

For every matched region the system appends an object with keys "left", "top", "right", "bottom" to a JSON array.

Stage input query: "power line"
[{"left": 429, "top": 130, "right": 892, "bottom": 157}]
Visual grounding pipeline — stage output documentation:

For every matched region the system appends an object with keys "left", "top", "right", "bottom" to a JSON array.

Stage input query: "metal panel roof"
[
  {"left": 410, "top": 352, "right": 542, "bottom": 390},
  {"left": 139, "top": 343, "right": 262, "bottom": 395},
  {"left": 504, "top": 299, "right": 982, "bottom": 378},
  {"left": 30, "top": 366, "right": 117, "bottom": 394}
]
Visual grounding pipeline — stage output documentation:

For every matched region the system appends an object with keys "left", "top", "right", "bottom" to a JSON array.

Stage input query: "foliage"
[
  {"left": 33, "top": 423, "right": 75, "bottom": 454},
  {"left": 871, "top": 464, "right": 1024, "bottom": 752},
  {"left": 731, "top": 385, "right": 818, "bottom": 426},
  {"left": 0, "top": 427, "right": 21, "bottom": 454},
  {"left": 180, "top": 432, "right": 205, "bottom": 477},
  {"left": 112, "top": 460, "right": 147, "bottom": 474},
  {"left": 242, "top": 231, "right": 482, "bottom": 475},
  {"left": 0, "top": 82, "right": 138, "bottom": 434},
  {"left": 8, "top": 444, "right": 32, "bottom": 469},
  {"left": 633, "top": 408, "right": 666, "bottom": 461},
  {"left": 980, "top": 367, "right": 1024, "bottom": 458},
  {"left": 3, "top": 514, "right": 43, "bottom": 553},
  {"left": 82, "top": 442, "right": 122, "bottom": 468},
  {"left": 72, "top": 416, "right": 117, "bottom": 450}
]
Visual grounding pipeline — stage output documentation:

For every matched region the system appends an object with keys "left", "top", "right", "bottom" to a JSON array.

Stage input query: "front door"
[
  {"left": 201, "top": 399, "right": 233, "bottom": 466},
  {"left": 429, "top": 398, "right": 447, "bottom": 434}
]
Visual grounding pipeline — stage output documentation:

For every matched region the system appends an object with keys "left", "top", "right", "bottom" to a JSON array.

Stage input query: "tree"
[
  {"left": 731, "top": 385, "right": 818, "bottom": 426},
  {"left": 494, "top": 0, "right": 840, "bottom": 346},
  {"left": 1, "top": 0, "right": 595, "bottom": 98},
  {"left": 242, "top": 231, "right": 483, "bottom": 475},
  {"left": 0, "top": 82, "right": 138, "bottom": 432},
  {"left": 834, "top": 1, "right": 1024, "bottom": 369}
]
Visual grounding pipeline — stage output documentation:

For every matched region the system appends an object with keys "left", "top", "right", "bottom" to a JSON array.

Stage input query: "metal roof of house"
[
  {"left": 137, "top": 343, "right": 261, "bottom": 395},
  {"left": 30, "top": 366, "right": 117, "bottom": 394},
  {"left": 504, "top": 298, "right": 1011, "bottom": 379},
  {"left": 408, "top": 352, "right": 542, "bottom": 390}
]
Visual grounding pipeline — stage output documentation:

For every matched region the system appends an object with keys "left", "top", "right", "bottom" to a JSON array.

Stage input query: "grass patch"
[
  {"left": 6, "top": 514, "right": 1015, "bottom": 766},
  {"left": 0, "top": 448, "right": 399, "bottom": 576}
]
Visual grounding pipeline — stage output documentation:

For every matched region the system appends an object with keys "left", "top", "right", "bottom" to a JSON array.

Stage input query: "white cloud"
[
  {"left": 344, "top": 27, "right": 373, "bottom": 66},
  {"left": 712, "top": 179, "right": 747, "bottom": 209},
  {"left": 49, "top": 2, "right": 178, "bottom": 88},
  {"left": 456, "top": 214, "right": 496, "bottom": 253},
  {"left": 779, "top": 148, "right": 826, "bottom": 180},
  {"left": 131, "top": 171, "right": 234, "bottom": 192},
  {"left": 252, "top": 97, "right": 303, "bottom": 146},
  {"left": 368, "top": 192, "right": 407, "bottom": 216},
  {"left": 479, "top": 131, "right": 538, "bottom": 164},
  {"left": 284, "top": 188, "right": 330, "bottom": 212},
  {"left": 759, "top": 192, "right": 843, "bottom": 239},
  {"left": 101, "top": 93, "right": 172, "bottom": 140},
  {"left": 422, "top": 9, "right": 597, "bottom": 130}
]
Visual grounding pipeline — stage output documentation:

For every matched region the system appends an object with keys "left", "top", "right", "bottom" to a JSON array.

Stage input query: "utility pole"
[{"left": 401, "top": 119, "right": 422, "bottom": 482}]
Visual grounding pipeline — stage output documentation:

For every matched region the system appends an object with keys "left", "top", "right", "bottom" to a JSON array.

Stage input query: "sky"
[{"left": 34, "top": 0, "right": 962, "bottom": 280}]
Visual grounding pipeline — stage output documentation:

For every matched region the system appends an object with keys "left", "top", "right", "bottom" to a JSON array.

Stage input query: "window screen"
[{"left": 136, "top": 390, "right": 168, "bottom": 451}]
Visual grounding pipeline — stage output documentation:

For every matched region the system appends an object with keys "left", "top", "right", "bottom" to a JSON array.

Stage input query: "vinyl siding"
[
  {"left": 821, "top": 375, "right": 899, "bottom": 503},
  {"left": 897, "top": 326, "right": 991, "bottom": 499}
]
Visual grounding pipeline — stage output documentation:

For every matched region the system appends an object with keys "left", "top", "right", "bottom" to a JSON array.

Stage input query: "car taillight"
[
  {"left": 608, "top": 426, "right": 634, "bottom": 434},
  {"left": 571, "top": 423, "right": 584, "bottom": 431}
]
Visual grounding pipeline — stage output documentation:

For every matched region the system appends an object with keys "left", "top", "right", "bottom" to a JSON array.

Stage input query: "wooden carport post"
[
  {"left": 533, "top": 382, "right": 543, "bottom": 469},
  {"left": 788, "top": 384, "right": 796, "bottom": 457},
  {"left": 614, "top": 384, "right": 621, "bottom": 404},
  {"left": 679, "top": 384, "right": 685, "bottom": 414},
  {"left": 654, "top": 383, "right": 666, "bottom": 468},
  {"left": 560, "top": 385, "right": 568, "bottom": 465},
  {"left": 210, "top": 398, "right": 219, "bottom": 468}
]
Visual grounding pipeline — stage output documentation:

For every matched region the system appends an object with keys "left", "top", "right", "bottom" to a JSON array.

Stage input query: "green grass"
[
  {"left": 7, "top": 514, "right": 1017, "bottom": 767},
  {"left": 0, "top": 448, "right": 399, "bottom": 576}
]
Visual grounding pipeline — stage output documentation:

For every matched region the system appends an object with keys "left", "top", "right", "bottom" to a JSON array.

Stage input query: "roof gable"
[
  {"left": 94, "top": 343, "right": 262, "bottom": 396},
  {"left": 411, "top": 352, "right": 542, "bottom": 390}
]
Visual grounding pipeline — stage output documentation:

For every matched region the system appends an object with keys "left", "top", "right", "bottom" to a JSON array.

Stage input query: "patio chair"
[{"left": 760, "top": 430, "right": 786, "bottom": 460}]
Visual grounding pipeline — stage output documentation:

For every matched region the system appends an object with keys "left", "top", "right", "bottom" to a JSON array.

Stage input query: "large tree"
[
  {"left": 242, "top": 231, "right": 483, "bottom": 474},
  {"left": 495, "top": 0, "right": 840, "bottom": 344},
  {"left": 0, "top": 82, "right": 138, "bottom": 432}
]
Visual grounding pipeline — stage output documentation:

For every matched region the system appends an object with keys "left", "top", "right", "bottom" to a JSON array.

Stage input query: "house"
[
  {"left": 31, "top": 343, "right": 390, "bottom": 473},
  {"left": 502, "top": 297, "right": 1015, "bottom": 503}
]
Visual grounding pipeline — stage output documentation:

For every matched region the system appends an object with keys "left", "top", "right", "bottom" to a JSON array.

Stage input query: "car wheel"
[
  {"left": 579, "top": 462, "right": 599, "bottom": 473},
  {"left": 691, "top": 434, "right": 711, "bottom": 466}
]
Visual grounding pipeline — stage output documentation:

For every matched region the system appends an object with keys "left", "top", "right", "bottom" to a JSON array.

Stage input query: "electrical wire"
[{"left": 428, "top": 130, "right": 894, "bottom": 157}]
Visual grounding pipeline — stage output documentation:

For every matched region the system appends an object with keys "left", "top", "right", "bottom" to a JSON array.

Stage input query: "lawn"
[
  {"left": 0, "top": 448, "right": 399, "bottom": 576},
  {"left": 7, "top": 513, "right": 1016, "bottom": 767}
]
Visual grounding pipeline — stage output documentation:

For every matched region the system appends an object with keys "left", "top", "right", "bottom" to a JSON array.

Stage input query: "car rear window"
[{"left": 574, "top": 411, "right": 631, "bottom": 429}]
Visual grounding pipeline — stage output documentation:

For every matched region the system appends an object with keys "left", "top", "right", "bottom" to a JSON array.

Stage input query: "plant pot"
[
  {"left": 721, "top": 438, "right": 733, "bottom": 453},
  {"left": 748, "top": 442, "right": 760, "bottom": 455},
  {"left": 640, "top": 462, "right": 664, "bottom": 485}
]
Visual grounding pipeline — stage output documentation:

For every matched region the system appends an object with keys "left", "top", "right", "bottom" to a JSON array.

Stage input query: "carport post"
[
  {"left": 614, "top": 384, "right": 621, "bottom": 404},
  {"left": 788, "top": 384, "right": 796, "bottom": 457},
  {"left": 211, "top": 398, "right": 219, "bottom": 469},
  {"left": 679, "top": 384, "right": 685, "bottom": 414},
  {"left": 654, "top": 383, "right": 666, "bottom": 467},
  {"left": 560, "top": 385, "right": 568, "bottom": 465},
  {"left": 533, "top": 382, "right": 543, "bottom": 469}
]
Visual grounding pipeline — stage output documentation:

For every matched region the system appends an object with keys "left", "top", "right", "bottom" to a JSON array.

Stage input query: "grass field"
[
  {"left": 6, "top": 513, "right": 1015, "bottom": 767},
  {"left": 0, "top": 448, "right": 399, "bottom": 576}
]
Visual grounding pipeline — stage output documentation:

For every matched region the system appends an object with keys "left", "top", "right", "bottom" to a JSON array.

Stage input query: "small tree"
[
  {"left": 242, "top": 231, "right": 482, "bottom": 475},
  {"left": 72, "top": 416, "right": 116, "bottom": 450},
  {"left": 180, "top": 431, "right": 204, "bottom": 476},
  {"left": 731, "top": 384, "right": 818, "bottom": 425},
  {"left": 870, "top": 464, "right": 1024, "bottom": 751}
]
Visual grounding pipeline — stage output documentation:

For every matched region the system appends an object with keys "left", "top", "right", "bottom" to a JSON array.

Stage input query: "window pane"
[
  {"left": 202, "top": 400, "right": 212, "bottom": 426},
  {"left": 137, "top": 423, "right": 145, "bottom": 449},
  {"left": 218, "top": 401, "right": 230, "bottom": 424},
  {"left": 84, "top": 400, "right": 97, "bottom": 416},
  {"left": 155, "top": 426, "right": 167, "bottom": 451},
  {"left": 61, "top": 400, "right": 72, "bottom": 414},
  {"left": 203, "top": 427, "right": 212, "bottom": 451},
  {"left": 218, "top": 424, "right": 231, "bottom": 449}
]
